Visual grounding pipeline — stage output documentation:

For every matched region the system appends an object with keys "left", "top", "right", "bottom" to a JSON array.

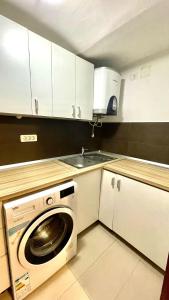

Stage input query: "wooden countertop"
[
  {"left": 0, "top": 160, "right": 76, "bottom": 201},
  {"left": 104, "top": 159, "right": 169, "bottom": 192},
  {"left": 0, "top": 159, "right": 114, "bottom": 202},
  {"left": 0, "top": 156, "right": 169, "bottom": 202}
]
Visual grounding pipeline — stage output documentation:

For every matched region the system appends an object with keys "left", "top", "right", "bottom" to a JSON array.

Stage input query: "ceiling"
[{"left": 0, "top": 0, "right": 169, "bottom": 71}]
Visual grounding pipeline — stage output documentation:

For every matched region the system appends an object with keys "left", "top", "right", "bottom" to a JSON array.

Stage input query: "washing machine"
[{"left": 4, "top": 180, "right": 77, "bottom": 300}]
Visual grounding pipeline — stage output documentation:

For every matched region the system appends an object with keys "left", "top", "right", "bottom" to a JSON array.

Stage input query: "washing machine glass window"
[{"left": 18, "top": 207, "right": 74, "bottom": 266}]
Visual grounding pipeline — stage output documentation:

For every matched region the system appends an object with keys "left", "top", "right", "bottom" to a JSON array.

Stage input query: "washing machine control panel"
[{"left": 45, "top": 197, "right": 54, "bottom": 205}]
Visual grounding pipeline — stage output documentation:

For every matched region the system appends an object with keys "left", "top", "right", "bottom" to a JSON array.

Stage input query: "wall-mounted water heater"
[{"left": 93, "top": 67, "right": 121, "bottom": 116}]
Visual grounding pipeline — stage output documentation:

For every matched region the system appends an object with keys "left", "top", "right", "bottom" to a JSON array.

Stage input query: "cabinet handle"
[
  {"left": 72, "top": 105, "right": 75, "bottom": 118},
  {"left": 77, "top": 106, "right": 81, "bottom": 118},
  {"left": 111, "top": 177, "right": 115, "bottom": 188},
  {"left": 34, "top": 98, "right": 38, "bottom": 115},
  {"left": 117, "top": 179, "right": 121, "bottom": 192}
]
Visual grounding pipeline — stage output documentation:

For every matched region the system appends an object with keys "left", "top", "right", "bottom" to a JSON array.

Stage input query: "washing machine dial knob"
[{"left": 46, "top": 197, "right": 54, "bottom": 205}]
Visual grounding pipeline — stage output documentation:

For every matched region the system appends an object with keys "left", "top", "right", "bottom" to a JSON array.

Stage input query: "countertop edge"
[
  {"left": 104, "top": 161, "right": 169, "bottom": 192},
  {"left": 0, "top": 159, "right": 122, "bottom": 202},
  {"left": 0, "top": 153, "right": 169, "bottom": 202}
]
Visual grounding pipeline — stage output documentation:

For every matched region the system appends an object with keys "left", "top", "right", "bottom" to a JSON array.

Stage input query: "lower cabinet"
[
  {"left": 0, "top": 202, "right": 10, "bottom": 294},
  {"left": 75, "top": 169, "right": 101, "bottom": 234},
  {"left": 99, "top": 170, "right": 169, "bottom": 270},
  {"left": 99, "top": 170, "right": 116, "bottom": 230},
  {"left": 0, "top": 228, "right": 6, "bottom": 256},
  {"left": 0, "top": 255, "right": 10, "bottom": 293}
]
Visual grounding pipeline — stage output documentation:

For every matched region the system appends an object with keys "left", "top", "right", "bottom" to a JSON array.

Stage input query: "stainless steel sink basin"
[{"left": 59, "top": 153, "right": 117, "bottom": 169}]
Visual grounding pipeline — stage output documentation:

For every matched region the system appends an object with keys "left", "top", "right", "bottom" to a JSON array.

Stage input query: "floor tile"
[
  {"left": 79, "top": 240, "right": 140, "bottom": 300},
  {"left": 0, "top": 266, "right": 76, "bottom": 300},
  {"left": 59, "top": 281, "right": 90, "bottom": 300},
  {"left": 0, "top": 224, "right": 164, "bottom": 300},
  {"left": 115, "top": 259, "right": 163, "bottom": 300},
  {"left": 69, "top": 224, "right": 115, "bottom": 278},
  {"left": 26, "top": 265, "right": 76, "bottom": 300}
]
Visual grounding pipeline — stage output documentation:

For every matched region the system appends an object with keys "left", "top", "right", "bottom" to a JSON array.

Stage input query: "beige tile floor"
[{"left": 0, "top": 224, "right": 164, "bottom": 300}]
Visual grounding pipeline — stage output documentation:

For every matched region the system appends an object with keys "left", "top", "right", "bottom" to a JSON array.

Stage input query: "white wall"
[
  {"left": 121, "top": 53, "right": 169, "bottom": 122},
  {"left": 103, "top": 53, "right": 169, "bottom": 123}
]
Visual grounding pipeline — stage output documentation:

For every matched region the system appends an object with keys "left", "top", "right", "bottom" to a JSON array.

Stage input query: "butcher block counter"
[
  {"left": 0, "top": 156, "right": 169, "bottom": 202},
  {"left": 104, "top": 159, "right": 169, "bottom": 192},
  {"left": 0, "top": 158, "right": 115, "bottom": 202},
  {"left": 0, "top": 160, "right": 76, "bottom": 201}
]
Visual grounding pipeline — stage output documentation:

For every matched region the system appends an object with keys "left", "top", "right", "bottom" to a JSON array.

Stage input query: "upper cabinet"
[
  {"left": 0, "top": 15, "right": 32, "bottom": 115},
  {"left": 28, "top": 31, "right": 52, "bottom": 117},
  {"left": 76, "top": 57, "right": 94, "bottom": 121},
  {"left": 52, "top": 49, "right": 94, "bottom": 120},
  {"left": 0, "top": 15, "right": 94, "bottom": 120},
  {"left": 52, "top": 43, "right": 76, "bottom": 119}
]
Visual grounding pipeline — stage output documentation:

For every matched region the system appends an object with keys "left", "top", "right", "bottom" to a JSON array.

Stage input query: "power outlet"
[{"left": 20, "top": 134, "right": 37, "bottom": 143}]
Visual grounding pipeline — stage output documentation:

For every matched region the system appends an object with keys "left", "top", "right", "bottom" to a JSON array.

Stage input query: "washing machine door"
[{"left": 18, "top": 207, "right": 75, "bottom": 268}]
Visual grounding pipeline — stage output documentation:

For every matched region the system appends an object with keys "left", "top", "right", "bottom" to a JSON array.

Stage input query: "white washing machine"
[{"left": 4, "top": 181, "right": 77, "bottom": 300}]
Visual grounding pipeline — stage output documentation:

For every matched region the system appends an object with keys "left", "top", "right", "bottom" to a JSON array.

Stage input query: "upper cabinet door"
[
  {"left": 52, "top": 44, "right": 76, "bottom": 119},
  {"left": 29, "top": 31, "right": 52, "bottom": 117},
  {"left": 0, "top": 15, "right": 32, "bottom": 115},
  {"left": 76, "top": 57, "right": 94, "bottom": 121}
]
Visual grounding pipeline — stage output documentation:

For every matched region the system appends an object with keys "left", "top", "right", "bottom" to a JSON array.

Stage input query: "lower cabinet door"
[
  {"left": 99, "top": 170, "right": 117, "bottom": 230},
  {"left": 0, "top": 228, "right": 6, "bottom": 256},
  {"left": 0, "top": 255, "right": 10, "bottom": 293},
  {"left": 75, "top": 170, "right": 101, "bottom": 234},
  {"left": 113, "top": 174, "right": 169, "bottom": 270}
]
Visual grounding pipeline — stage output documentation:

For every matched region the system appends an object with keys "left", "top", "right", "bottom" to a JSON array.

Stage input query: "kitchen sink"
[{"left": 59, "top": 153, "right": 117, "bottom": 168}]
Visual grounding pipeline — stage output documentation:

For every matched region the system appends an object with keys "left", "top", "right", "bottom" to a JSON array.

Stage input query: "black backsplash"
[
  {"left": 101, "top": 123, "right": 169, "bottom": 165},
  {"left": 0, "top": 116, "right": 168, "bottom": 166},
  {"left": 0, "top": 116, "right": 101, "bottom": 166}
]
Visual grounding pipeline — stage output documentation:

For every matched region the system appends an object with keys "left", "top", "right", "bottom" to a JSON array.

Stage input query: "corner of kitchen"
[{"left": 0, "top": 1, "right": 169, "bottom": 300}]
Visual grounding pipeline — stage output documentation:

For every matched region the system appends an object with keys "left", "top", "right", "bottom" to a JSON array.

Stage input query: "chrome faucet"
[{"left": 81, "top": 146, "right": 88, "bottom": 156}]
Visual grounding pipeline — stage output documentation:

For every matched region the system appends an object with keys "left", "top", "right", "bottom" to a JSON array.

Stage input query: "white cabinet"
[
  {"left": 52, "top": 53, "right": 94, "bottom": 120},
  {"left": 0, "top": 228, "right": 6, "bottom": 256},
  {"left": 100, "top": 170, "right": 169, "bottom": 270},
  {"left": 0, "top": 255, "right": 10, "bottom": 293},
  {"left": 0, "top": 15, "right": 94, "bottom": 120},
  {"left": 75, "top": 169, "right": 101, "bottom": 234},
  {"left": 52, "top": 43, "right": 76, "bottom": 119},
  {"left": 0, "top": 203, "right": 6, "bottom": 257},
  {"left": 0, "top": 202, "right": 3, "bottom": 229},
  {"left": 76, "top": 57, "right": 94, "bottom": 121},
  {"left": 28, "top": 31, "right": 52, "bottom": 117},
  {"left": 113, "top": 174, "right": 169, "bottom": 270},
  {"left": 0, "top": 15, "right": 32, "bottom": 115},
  {"left": 0, "top": 202, "right": 10, "bottom": 293},
  {"left": 99, "top": 170, "right": 116, "bottom": 229}
]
